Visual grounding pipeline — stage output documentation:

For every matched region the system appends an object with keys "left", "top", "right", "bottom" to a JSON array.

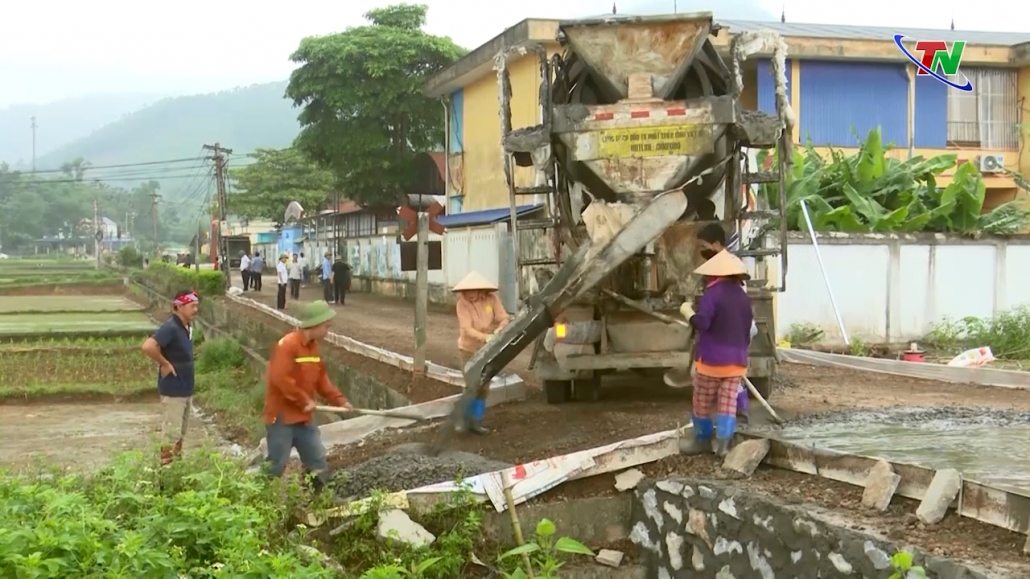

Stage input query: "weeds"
[
  {"left": 0, "top": 449, "right": 335, "bottom": 578},
  {"left": 197, "top": 336, "right": 248, "bottom": 374},
  {"left": 888, "top": 549, "right": 925, "bottom": 578},
  {"left": 925, "top": 306, "right": 1030, "bottom": 359},
  {"left": 786, "top": 322, "right": 824, "bottom": 347},
  {"left": 498, "top": 518, "right": 594, "bottom": 578}
]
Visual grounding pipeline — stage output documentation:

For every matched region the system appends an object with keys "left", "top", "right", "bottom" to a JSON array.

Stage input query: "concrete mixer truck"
[{"left": 453, "top": 12, "right": 794, "bottom": 414}]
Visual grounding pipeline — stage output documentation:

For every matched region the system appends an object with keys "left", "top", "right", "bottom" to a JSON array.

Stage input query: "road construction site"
[{"left": 211, "top": 280, "right": 1030, "bottom": 576}]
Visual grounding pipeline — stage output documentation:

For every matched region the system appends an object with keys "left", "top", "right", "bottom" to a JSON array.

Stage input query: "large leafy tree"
[
  {"left": 228, "top": 147, "right": 334, "bottom": 225},
  {"left": 286, "top": 4, "right": 464, "bottom": 205}
]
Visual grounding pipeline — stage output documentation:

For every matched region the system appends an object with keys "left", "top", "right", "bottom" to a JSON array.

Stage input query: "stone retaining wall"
[{"left": 630, "top": 478, "right": 995, "bottom": 579}]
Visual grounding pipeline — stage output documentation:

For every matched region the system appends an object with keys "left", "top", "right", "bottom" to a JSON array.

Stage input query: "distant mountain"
[
  {"left": 0, "top": 93, "right": 164, "bottom": 167},
  {"left": 36, "top": 81, "right": 301, "bottom": 199}
]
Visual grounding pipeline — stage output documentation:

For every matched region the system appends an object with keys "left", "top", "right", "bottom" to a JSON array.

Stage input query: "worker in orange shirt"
[{"left": 263, "top": 300, "right": 352, "bottom": 492}]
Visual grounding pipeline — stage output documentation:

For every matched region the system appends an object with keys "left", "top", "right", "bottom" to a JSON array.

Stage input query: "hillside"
[
  {"left": 0, "top": 93, "right": 164, "bottom": 167},
  {"left": 36, "top": 81, "right": 301, "bottom": 198}
]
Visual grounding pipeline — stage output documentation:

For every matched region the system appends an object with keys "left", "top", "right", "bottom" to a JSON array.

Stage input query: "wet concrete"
[
  {"left": 333, "top": 443, "right": 510, "bottom": 500},
  {"left": 755, "top": 406, "right": 1030, "bottom": 493}
]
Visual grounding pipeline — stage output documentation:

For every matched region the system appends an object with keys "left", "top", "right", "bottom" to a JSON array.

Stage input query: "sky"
[{"left": 2, "top": 0, "right": 1028, "bottom": 107}]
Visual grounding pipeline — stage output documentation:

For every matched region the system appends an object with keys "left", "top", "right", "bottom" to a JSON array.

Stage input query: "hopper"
[{"left": 559, "top": 12, "right": 714, "bottom": 100}]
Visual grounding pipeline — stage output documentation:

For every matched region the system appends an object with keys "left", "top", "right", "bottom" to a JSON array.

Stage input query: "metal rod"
[
  {"left": 798, "top": 199, "right": 849, "bottom": 345},
  {"left": 601, "top": 289, "right": 690, "bottom": 328}
]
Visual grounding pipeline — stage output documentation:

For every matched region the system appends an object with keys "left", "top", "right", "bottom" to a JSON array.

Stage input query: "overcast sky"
[{"left": 2, "top": 0, "right": 1026, "bottom": 107}]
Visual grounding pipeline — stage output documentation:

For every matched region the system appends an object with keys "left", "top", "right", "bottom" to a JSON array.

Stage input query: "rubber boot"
[
  {"left": 467, "top": 399, "right": 489, "bottom": 435},
  {"left": 679, "top": 415, "right": 713, "bottom": 455},
  {"left": 713, "top": 415, "right": 737, "bottom": 457}
]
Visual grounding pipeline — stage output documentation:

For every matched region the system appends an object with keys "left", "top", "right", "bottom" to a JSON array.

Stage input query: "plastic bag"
[{"left": 946, "top": 347, "right": 996, "bottom": 368}]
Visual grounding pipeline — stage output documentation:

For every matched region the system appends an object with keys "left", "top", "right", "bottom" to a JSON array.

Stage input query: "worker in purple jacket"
[{"left": 678, "top": 249, "right": 754, "bottom": 457}]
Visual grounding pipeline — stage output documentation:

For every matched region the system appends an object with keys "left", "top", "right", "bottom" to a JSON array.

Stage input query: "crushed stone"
[{"left": 333, "top": 443, "right": 511, "bottom": 499}]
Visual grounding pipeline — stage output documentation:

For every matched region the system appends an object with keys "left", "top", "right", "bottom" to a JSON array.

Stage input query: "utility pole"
[
  {"left": 30, "top": 117, "right": 37, "bottom": 173},
  {"left": 195, "top": 223, "right": 202, "bottom": 272},
  {"left": 93, "top": 199, "right": 100, "bottom": 270},
  {"left": 150, "top": 194, "right": 161, "bottom": 254},
  {"left": 203, "top": 143, "right": 233, "bottom": 287},
  {"left": 413, "top": 210, "right": 429, "bottom": 372}
]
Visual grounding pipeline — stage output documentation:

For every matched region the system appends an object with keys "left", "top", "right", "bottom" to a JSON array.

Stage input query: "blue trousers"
[{"left": 264, "top": 416, "right": 330, "bottom": 482}]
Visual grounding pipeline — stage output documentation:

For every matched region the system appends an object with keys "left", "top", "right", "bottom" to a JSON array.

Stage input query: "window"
[
  {"left": 342, "top": 213, "right": 375, "bottom": 238},
  {"left": 947, "top": 68, "right": 1018, "bottom": 149},
  {"left": 399, "top": 241, "right": 442, "bottom": 271}
]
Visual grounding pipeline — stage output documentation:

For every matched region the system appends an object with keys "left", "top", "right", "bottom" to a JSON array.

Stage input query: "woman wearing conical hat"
[
  {"left": 453, "top": 271, "right": 510, "bottom": 435},
  {"left": 677, "top": 250, "right": 754, "bottom": 457}
]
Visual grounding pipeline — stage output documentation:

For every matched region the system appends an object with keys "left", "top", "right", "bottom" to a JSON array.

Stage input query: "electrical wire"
[{"left": 22, "top": 156, "right": 209, "bottom": 175}]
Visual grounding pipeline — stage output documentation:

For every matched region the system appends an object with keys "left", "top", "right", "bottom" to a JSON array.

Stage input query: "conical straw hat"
[
  {"left": 451, "top": 271, "right": 498, "bottom": 292},
  {"left": 693, "top": 250, "right": 750, "bottom": 278}
]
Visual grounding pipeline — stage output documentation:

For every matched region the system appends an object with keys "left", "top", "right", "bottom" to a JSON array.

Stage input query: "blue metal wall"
[
  {"left": 914, "top": 75, "right": 947, "bottom": 148},
  {"left": 799, "top": 61, "right": 908, "bottom": 147},
  {"left": 450, "top": 90, "right": 464, "bottom": 153},
  {"left": 756, "top": 59, "right": 792, "bottom": 115}
]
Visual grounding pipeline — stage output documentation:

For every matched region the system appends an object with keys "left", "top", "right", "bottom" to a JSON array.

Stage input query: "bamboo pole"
[{"left": 501, "top": 471, "right": 535, "bottom": 579}]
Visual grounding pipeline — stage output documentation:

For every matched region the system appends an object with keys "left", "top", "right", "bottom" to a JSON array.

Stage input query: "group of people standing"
[
  {"left": 273, "top": 251, "right": 352, "bottom": 311},
  {"left": 239, "top": 251, "right": 266, "bottom": 291}
]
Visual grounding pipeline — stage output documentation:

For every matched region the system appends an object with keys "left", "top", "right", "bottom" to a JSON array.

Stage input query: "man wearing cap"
[
  {"left": 453, "top": 271, "right": 510, "bottom": 434},
  {"left": 263, "top": 301, "right": 352, "bottom": 491},
  {"left": 321, "top": 251, "right": 334, "bottom": 303},
  {"left": 141, "top": 289, "right": 199, "bottom": 465},
  {"left": 276, "top": 254, "right": 290, "bottom": 310}
]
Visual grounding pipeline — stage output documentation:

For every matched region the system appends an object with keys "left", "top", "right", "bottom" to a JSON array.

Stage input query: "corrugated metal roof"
[
  {"left": 719, "top": 19, "right": 1030, "bottom": 46},
  {"left": 437, "top": 205, "right": 543, "bottom": 228}
]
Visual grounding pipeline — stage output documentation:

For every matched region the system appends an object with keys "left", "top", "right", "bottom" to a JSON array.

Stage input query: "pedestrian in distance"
[
  {"left": 331, "top": 256, "right": 351, "bottom": 305},
  {"left": 677, "top": 250, "right": 754, "bottom": 457},
  {"left": 276, "top": 253, "right": 290, "bottom": 310},
  {"left": 250, "top": 251, "right": 264, "bottom": 292},
  {"left": 453, "top": 271, "right": 510, "bottom": 435},
  {"left": 299, "top": 252, "right": 310, "bottom": 284},
  {"left": 263, "top": 300, "right": 352, "bottom": 493},
  {"left": 289, "top": 254, "right": 303, "bottom": 300},
  {"left": 240, "top": 250, "right": 251, "bottom": 292},
  {"left": 321, "top": 251, "right": 334, "bottom": 303},
  {"left": 140, "top": 289, "right": 199, "bottom": 466}
]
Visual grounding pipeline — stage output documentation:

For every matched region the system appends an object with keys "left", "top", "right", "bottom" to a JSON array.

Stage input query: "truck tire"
[
  {"left": 573, "top": 375, "right": 601, "bottom": 402},
  {"left": 748, "top": 377, "right": 772, "bottom": 401},
  {"left": 544, "top": 380, "right": 572, "bottom": 404}
]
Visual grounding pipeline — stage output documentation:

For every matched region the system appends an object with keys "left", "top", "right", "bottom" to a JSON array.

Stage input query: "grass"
[
  {"left": 0, "top": 381, "right": 154, "bottom": 400},
  {"left": 0, "top": 336, "right": 143, "bottom": 349},
  {"left": 0, "top": 295, "right": 142, "bottom": 314},
  {"left": 0, "top": 312, "right": 154, "bottom": 335},
  {"left": 194, "top": 367, "right": 267, "bottom": 444},
  {"left": 0, "top": 349, "right": 153, "bottom": 386}
]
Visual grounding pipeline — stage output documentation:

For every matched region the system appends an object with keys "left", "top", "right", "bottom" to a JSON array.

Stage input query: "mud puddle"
[{"left": 756, "top": 407, "right": 1030, "bottom": 493}]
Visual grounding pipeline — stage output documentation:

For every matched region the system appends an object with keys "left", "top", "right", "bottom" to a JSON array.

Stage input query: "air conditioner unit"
[{"left": 978, "top": 154, "right": 1005, "bottom": 173}]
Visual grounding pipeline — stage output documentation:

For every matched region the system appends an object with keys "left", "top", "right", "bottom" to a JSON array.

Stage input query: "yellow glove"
[{"left": 679, "top": 302, "right": 695, "bottom": 319}]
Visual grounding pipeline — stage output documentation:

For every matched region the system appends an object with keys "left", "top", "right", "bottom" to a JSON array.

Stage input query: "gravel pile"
[{"left": 333, "top": 443, "right": 511, "bottom": 500}]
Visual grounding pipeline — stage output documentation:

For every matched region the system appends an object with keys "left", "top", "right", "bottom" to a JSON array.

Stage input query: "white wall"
[
  {"left": 341, "top": 234, "right": 447, "bottom": 286},
  {"left": 776, "top": 233, "right": 1030, "bottom": 344}
]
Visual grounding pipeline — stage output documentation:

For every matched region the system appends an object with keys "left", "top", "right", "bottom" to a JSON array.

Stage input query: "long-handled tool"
[
  {"left": 740, "top": 377, "right": 782, "bottom": 424},
  {"left": 315, "top": 405, "right": 426, "bottom": 421}
]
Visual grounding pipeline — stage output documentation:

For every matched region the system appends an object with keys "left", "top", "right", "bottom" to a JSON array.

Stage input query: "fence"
[{"left": 777, "top": 233, "right": 1030, "bottom": 344}]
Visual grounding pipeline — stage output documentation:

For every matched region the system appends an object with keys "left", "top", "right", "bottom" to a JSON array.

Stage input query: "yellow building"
[{"left": 425, "top": 17, "right": 1030, "bottom": 213}]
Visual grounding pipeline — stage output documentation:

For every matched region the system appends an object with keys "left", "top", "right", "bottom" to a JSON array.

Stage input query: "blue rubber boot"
[
  {"left": 467, "top": 399, "right": 489, "bottom": 435},
  {"left": 679, "top": 415, "right": 714, "bottom": 455},
  {"left": 713, "top": 414, "right": 737, "bottom": 456}
]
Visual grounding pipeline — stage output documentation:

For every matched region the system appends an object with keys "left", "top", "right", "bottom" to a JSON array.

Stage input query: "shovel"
[{"left": 315, "top": 405, "right": 426, "bottom": 421}]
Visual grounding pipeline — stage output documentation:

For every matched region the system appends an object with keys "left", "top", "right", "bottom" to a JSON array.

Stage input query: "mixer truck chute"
[{"left": 438, "top": 13, "right": 794, "bottom": 445}]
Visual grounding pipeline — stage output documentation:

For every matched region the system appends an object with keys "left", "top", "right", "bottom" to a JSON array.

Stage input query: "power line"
[
  {"left": 13, "top": 172, "right": 217, "bottom": 185},
  {"left": 22, "top": 156, "right": 209, "bottom": 175}
]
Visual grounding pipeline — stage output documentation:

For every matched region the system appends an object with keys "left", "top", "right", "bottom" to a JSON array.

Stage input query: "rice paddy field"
[{"left": 0, "top": 258, "right": 198, "bottom": 468}]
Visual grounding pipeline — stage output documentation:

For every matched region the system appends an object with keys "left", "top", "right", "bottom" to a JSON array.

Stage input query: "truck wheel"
[
  {"left": 748, "top": 377, "right": 772, "bottom": 401},
  {"left": 543, "top": 380, "right": 572, "bottom": 404},
  {"left": 573, "top": 375, "right": 601, "bottom": 402}
]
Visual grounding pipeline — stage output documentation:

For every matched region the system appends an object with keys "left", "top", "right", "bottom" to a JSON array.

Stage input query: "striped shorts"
[{"left": 692, "top": 373, "right": 741, "bottom": 418}]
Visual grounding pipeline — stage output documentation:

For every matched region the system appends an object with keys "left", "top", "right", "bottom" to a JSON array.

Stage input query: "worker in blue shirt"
[{"left": 321, "top": 251, "right": 334, "bottom": 303}]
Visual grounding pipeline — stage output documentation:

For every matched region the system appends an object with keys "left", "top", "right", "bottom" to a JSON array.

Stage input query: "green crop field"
[
  {"left": 0, "top": 296, "right": 142, "bottom": 314},
  {"left": 0, "top": 312, "right": 155, "bottom": 335}
]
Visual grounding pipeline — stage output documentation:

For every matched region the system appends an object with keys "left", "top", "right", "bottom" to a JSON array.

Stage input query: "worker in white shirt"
[
  {"left": 239, "top": 251, "right": 252, "bottom": 292},
  {"left": 288, "top": 254, "right": 304, "bottom": 300},
  {"left": 276, "top": 254, "right": 290, "bottom": 310},
  {"left": 298, "top": 253, "right": 310, "bottom": 284}
]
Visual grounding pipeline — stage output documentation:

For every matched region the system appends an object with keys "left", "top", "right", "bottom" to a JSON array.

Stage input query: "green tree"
[
  {"left": 228, "top": 148, "right": 334, "bottom": 225},
  {"left": 285, "top": 3, "right": 464, "bottom": 205}
]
